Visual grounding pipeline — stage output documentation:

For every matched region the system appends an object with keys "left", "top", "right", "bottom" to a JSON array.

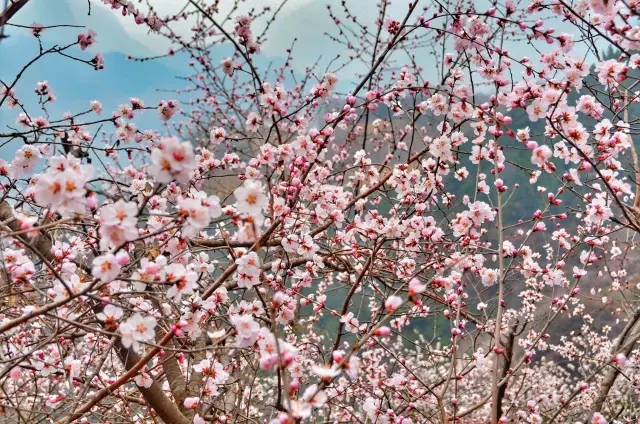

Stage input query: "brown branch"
[
  {"left": 0, "top": 0, "right": 29, "bottom": 29},
  {"left": 493, "top": 328, "right": 516, "bottom": 420},
  {"left": 0, "top": 201, "right": 189, "bottom": 424},
  {"left": 57, "top": 332, "right": 188, "bottom": 424},
  {"left": 331, "top": 240, "right": 384, "bottom": 356},
  {"left": 0, "top": 264, "right": 10, "bottom": 308},
  {"left": 592, "top": 307, "right": 640, "bottom": 413},
  {"left": 0, "top": 201, "right": 53, "bottom": 261},
  {"left": 113, "top": 339, "right": 190, "bottom": 424},
  {"left": 147, "top": 294, "right": 193, "bottom": 419},
  {"left": 623, "top": 90, "right": 640, "bottom": 211},
  {"left": 547, "top": 322, "right": 640, "bottom": 423}
]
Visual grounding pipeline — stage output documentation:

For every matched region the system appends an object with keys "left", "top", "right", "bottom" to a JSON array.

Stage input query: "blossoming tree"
[{"left": 2, "top": 0, "right": 640, "bottom": 423}]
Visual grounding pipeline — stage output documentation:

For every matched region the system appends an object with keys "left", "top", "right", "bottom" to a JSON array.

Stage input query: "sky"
[
  {"left": 0, "top": 0, "right": 612, "bottom": 135},
  {"left": 5, "top": 0, "right": 601, "bottom": 80},
  {"left": 0, "top": 0, "right": 616, "bottom": 180},
  {"left": 5, "top": 0, "right": 332, "bottom": 63}
]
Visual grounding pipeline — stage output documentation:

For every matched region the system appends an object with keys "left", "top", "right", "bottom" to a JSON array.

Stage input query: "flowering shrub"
[{"left": 3, "top": 0, "right": 640, "bottom": 423}]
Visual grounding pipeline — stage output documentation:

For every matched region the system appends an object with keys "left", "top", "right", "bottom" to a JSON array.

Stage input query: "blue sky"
[
  {"left": 0, "top": 0, "right": 606, "bottom": 156},
  {"left": 0, "top": 0, "right": 348, "bottom": 143},
  {"left": 5, "top": 0, "right": 597, "bottom": 78},
  {"left": 0, "top": 0, "right": 323, "bottom": 127}
]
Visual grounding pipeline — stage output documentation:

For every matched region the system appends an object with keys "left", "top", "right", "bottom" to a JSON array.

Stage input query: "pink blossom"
[
  {"left": 235, "top": 251, "right": 261, "bottom": 288},
  {"left": 149, "top": 136, "right": 195, "bottom": 184},
  {"left": 177, "top": 193, "right": 222, "bottom": 237},
  {"left": 157, "top": 99, "right": 179, "bottom": 121},
  {"left": 234, "top": 179, "right": 268, "bottom": 219},
  {"left": 230, "top": 314, "right": 260, "bottom": 347},
  {"left": 92, "top": 253, "right": 122, "bottom": 282},
  {"left": 10, "top": 145, "right": 41, "bottom": 177},
  {"left": 221, "top": 57, "right": 234, "bottom": 76},
  {"left": 531, "top": 145, "right": 552, "bottom": 166},
  {"left": 134, "top": 372, "right": 153, "bottom": 388},
  {"left": 183, "top": 397, "right": 200, "bottom": 409},
  {"left": 119, "top": 313, "right": 157, "bottom": 353},
  {"left": 384, "top": 296, "right": 402, "bottom": 313},
  {"left": 340, "top": 312, "right": 359, "bottom": 333},
  {"left": 96, "top": 304, "right": 124, "bottom": 324},
  {"left": 613, "top": 353, "right": 627, "bottom": 366},
  {"left": 33, "top": 154, "right": 93, "bottom": 217},
  {"left": 165, "top": 263, "right": 198, "bottom": 301},
  {"left": 77, "top": 29, "right": 97, "bottom": 50}
]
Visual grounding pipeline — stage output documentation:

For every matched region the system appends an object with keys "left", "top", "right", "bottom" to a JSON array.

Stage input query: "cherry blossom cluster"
[{"left": 3, "top": 0, "right": 640, "bottom": 423}]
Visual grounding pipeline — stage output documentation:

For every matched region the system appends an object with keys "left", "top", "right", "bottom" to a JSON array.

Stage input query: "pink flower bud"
[
  {"left": 374, "top": 326, "right": 391, "bottom": 337},
  {"left": 282, "top": 351, "right": 295, "bottom": 366},
  {"left": 9, "top": 368, "right": 21, "bottom": 380},
  {"left": 409, "top": 278, "right": 426, "bottom": 296},
  {"left": 260, "top": 356, "right": 277, "bottom": 371},
  {"left": 526, "top": 140, "right": 539, "bottom": 149},
  {"left": 272, "top": 291, "right": 286, "bottom": 307},
  {"left": 86, "top": 193, "right": 98, "bottom": 210},
  {"left": 115, "top": 251, "right": 130, "bottom": 266},
  {"left": 385, "top": 295, "right": 402, "bottom": 313},
  {"left": 183, "top": 397, "right": 200, "bottom": 410},
  {"left": 593, "top": 413, "right": 607, "bottom": 424},
  {"left": 614, "top": 353, "right": 627, "bottom": 366}
]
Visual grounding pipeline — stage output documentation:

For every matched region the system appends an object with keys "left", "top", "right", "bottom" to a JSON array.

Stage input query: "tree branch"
[
  {"left": 0, "top": 201, "right": 189, "bottom": 424},
  {"left": 0, "top": 0, "right": 29, "bottom": 29},
  {"left": 592, "top": 308, "right": 640, "bottom": 413}
]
